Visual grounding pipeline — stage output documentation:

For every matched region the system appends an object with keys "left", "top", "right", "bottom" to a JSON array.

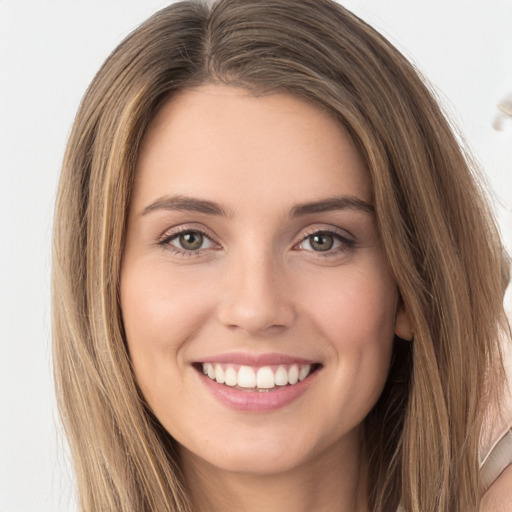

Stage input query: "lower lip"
[{"left": 198, "top": 369, "right": 318, "bottom": 413}]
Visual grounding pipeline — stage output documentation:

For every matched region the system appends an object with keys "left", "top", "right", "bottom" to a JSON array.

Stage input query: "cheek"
[
  {"left": 122, "top": 260, "right": 208, "bottom": 339},
  {"left": 300, "top": 262, "right": 397, "bottom": 345},
  {"left": 297, "top": 261, "right": 397, "bottom": 407},
  {"left": 120, "top": 261, "right": 212, "bottom": 389}
]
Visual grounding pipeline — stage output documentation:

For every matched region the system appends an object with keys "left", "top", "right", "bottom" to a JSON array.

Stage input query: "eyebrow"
[
  {"left": 290, "top": 196, "right": 374, "bottom": 216},
  {"left": 141, "top": 194, "right": 374, "bottom": 218},
  {"left": 141, "top": 195, "right": 230, "bottom": 217}
]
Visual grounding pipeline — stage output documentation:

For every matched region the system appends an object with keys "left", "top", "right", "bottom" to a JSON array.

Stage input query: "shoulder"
[
  {"left": 479, "top": 341, "right": 512, "bottom": 511},
  {"left": 480, "top": 464, "right": 512, "bottom": 512}
]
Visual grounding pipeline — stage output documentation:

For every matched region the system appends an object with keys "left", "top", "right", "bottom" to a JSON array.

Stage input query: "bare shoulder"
[{"left": 480, "top": 465, "right": 512, "bottom": 512}]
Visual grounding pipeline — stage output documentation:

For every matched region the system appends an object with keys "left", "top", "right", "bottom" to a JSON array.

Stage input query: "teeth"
[
  {"left": 256, "top": 366, "right": 275, "bottom": 389},
  {"left": 215, "top": 364, "right": 225, "bottom": 384},
  {"left": 299, "top": 365, "right": 310, "bottom": 381},
  {"left": 288, "top": 365, "right": 299, "bottom": 385},
  {"left": 274, "top": 365, "right": 288, "bottom": 386},
  {"left": 224, "top": 366, "right": 237, "bottom": 387},
  {"left": 237, "top": 366, "right": 256, "bottom": 388},
  {"left": 201, "top": 362, "right": 313, "bottom": 389}
]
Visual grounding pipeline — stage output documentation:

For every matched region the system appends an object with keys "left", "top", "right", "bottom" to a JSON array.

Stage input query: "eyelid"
[
  {"left": 156, "top": 223, "right": 355, "bottom": 256},
  {"left": 296, "top": 224, "right": 355, "bottom": 244},
  {"left": 294, "top": 225, "right": 356, "bottom": 254},
  {"left": 157, "top": 224, "right": 220, "bottom": 254},
  {"left": 157, "top": 223, "right": 215, "bottom": 242}
]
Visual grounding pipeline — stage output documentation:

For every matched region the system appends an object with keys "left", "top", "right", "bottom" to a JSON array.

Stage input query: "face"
[{"left": 121, "top": 84, "right": 411, "bottom": 478}]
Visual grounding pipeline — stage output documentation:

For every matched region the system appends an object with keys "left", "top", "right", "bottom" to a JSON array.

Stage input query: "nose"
[{"left": 217, "top": 248, "right": 296, "bottom": 336}]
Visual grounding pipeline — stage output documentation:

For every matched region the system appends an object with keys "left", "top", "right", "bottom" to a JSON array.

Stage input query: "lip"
[
  {"left": 194, "top": 352, "right": 320, "bottom": 413},
  {"left": 198, "top": 352, "right": 316, "bottom": 367}
]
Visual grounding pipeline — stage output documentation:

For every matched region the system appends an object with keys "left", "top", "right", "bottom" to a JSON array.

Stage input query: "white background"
[{"left": 1, "top": 1, "right": 511, "bottom": 511}]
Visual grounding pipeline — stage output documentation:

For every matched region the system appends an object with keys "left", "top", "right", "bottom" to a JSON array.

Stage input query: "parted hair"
[{"left": 52, "top": 1, "right": 510, "bottom": 511}]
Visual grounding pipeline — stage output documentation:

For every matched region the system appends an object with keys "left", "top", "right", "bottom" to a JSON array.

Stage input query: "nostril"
[{"left": 216, "top": 272, "right": 296, "bottom": 334}]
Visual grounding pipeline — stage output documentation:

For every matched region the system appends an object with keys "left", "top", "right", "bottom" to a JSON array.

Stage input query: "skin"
[
  {"left": 120, "top": 84, "right": 412, "bottom": 512},
  {"left": 480, "top": 340, "right": 512, "bottom": 511},
  {"left": 480, "top": 465, "right": 512, "bottom": 512}
]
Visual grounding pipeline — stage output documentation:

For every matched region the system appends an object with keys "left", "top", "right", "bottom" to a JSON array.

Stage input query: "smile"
[
  {"left": 201, "top": 363, "right": 317, "bottom": 391},
  {"left": 195, "top": 356, "right": 321, "bottom": 412}
]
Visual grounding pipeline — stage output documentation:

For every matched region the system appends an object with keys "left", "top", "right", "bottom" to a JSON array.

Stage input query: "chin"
[{"left": 194, "top": 446, "right": 311, "bottom": 477}]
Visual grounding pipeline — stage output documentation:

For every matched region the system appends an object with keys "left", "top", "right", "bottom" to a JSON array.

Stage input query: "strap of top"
[
  {"left": 480, "top": 428, "right": 512, "bottom": 493},
  {"left": 395, "top": 428, "right": 512, "bottom": 512}
]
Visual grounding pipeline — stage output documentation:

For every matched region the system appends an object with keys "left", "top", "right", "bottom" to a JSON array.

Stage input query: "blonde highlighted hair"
[{"left": 52, "top": 1, "right": 510, "bottom": 510}]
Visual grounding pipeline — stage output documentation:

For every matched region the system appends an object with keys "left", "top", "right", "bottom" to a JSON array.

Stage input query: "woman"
[{"left": 52, "top": 0, "right": 511, "bottom": 511}]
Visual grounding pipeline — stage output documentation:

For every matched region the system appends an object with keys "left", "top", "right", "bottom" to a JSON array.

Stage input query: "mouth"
[{"left": 195, "top": 362, "right": 321, "bottom": 392}]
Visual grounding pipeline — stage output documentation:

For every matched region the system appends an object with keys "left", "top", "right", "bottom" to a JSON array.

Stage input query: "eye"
[
  {"left": 160, "top": 229, "right": 216, "bottom": 253},
  {"left": 304, "top": 232, "right": 336, "bottom": 252},
  {"left": 297, "top": 230, "right": 354, "bottom": 254}
]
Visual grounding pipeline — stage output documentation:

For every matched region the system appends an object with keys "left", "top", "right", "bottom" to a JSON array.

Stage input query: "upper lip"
[{"left": 197, "top": 352, "right": 317, "bottom": 367}]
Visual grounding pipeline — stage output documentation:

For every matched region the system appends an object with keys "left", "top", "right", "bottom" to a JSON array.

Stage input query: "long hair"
[{"left": 52, "top": 1, "right": 510, "bottom": 510}]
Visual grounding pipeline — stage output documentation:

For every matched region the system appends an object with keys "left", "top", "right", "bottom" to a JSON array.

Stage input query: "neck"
[{"left": 180, "top": 433, "right": 368, "bottom": 512}]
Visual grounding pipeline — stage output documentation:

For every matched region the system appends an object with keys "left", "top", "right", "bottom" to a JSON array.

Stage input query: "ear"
[{"left": 395, "top": 302, "right": 413, "bottom": 341}]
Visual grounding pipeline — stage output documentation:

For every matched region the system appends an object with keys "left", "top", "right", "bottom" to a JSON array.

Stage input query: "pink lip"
[
  {"left": 195, "top": 353, "right": 320, "bottom": 413},
  {"left": 198, "top": 352, "right": 315, "bottom": 367}
]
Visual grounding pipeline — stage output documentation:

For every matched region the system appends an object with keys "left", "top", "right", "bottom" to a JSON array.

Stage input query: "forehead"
[{"left": 133, "top": 84, "right": 371, "bottom": 214}]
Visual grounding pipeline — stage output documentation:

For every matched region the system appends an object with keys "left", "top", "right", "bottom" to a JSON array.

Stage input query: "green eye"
[
  {"left": 177, "top": 231, "right": 204, "bottom": 251},
  {"left": 297, "top": 229, "right": 354, "bottom": 255},
  {"left": 308, "top": 233, "right": 334, "bottom": 252},
  {"left": 160, "top": 228, "right": 216, "bottom": 255}
]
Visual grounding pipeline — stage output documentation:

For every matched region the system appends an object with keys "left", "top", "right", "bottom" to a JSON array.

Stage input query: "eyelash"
[
  {"left": 157, "top": 226, "right": 218, "bottom": 258},
  {"left": 295, "top": 228, "right": 356, "bottom": 257},
  {"left": 157, "top": 226, "right": 356, "bottom": 258}
]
